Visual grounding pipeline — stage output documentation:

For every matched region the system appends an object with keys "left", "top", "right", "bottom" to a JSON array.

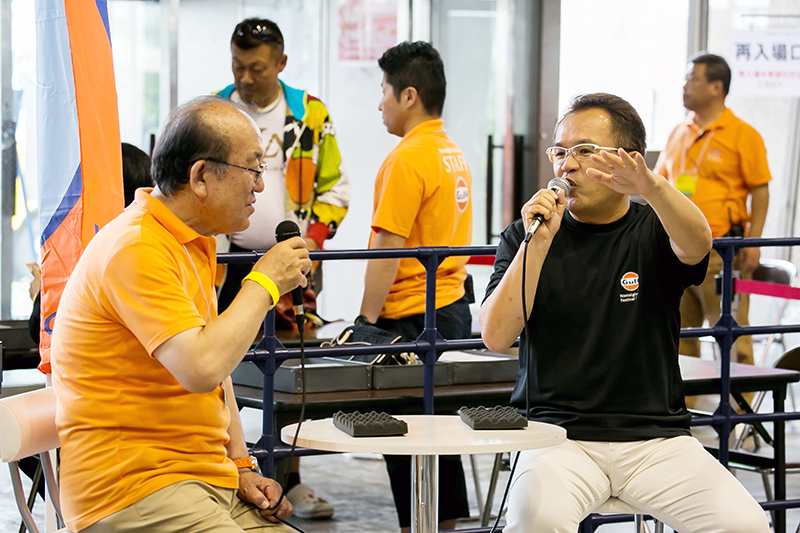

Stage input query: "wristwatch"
[
  {"left": 233, "top": 456, "right": 260, "bottom": 474},
  {"left": 355, "top": 315, "right": 374, "bottom": 326}
]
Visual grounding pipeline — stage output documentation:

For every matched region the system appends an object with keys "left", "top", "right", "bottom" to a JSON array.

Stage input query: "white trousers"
[{"left": 505, "top": 436, "right": 769, "bottom": 533}]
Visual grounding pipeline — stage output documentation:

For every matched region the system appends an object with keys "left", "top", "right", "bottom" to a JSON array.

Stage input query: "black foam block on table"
[
  {"left": 333, "top": 410, "right": 408, "bottom": 437},
  {"left": 459, "top": 405, "right": 528, "bottom": 430}
]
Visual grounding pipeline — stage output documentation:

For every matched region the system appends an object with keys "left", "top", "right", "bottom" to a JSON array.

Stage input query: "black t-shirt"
[{"left": 485, "top": 202, "right": 709, "bottom": 441}]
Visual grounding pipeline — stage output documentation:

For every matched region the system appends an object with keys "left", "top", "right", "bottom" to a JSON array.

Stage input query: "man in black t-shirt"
[{"left": 479, "top": 93, "right": 768, "bottom": 533}]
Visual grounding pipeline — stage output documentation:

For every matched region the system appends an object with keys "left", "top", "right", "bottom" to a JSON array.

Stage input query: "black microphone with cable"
[
  {"left": 524, "top": 176, "right": 572, "bottom": 242},
  {"left": 268, "top": 220, "right": 310, "bottom": 533},
  {"left": 275, "top": 220, "right": 306, "bottom": 331},
  {"left": 492, "top": 176, "right": 571, "bottom": 533}
]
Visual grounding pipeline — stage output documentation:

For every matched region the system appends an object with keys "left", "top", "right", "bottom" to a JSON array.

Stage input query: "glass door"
[{"left": 434, "top": 0, "right": 511, "bottom": 245}]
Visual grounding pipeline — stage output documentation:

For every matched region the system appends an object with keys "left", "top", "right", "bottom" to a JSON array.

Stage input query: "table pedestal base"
[
  {"left": 280, "top": 416, "right": 567, "bottom": 533},
  {"left": 411, "top": 455, "right": 438, "bottom": 533}
]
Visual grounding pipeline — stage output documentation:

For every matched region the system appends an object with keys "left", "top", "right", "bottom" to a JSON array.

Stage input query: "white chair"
[{"left": 0, "top": 387, "right": 71, "bottom": 533}]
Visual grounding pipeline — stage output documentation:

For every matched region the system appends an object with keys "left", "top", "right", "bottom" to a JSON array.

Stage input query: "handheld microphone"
[
  {"left": 275, "top": 220, "right": 305, "bottom": 325},
  {"left": 524, "top": 177, "right": 572, "bottom": 242}
]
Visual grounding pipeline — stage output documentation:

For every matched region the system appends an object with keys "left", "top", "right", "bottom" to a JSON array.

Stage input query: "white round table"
[{"left": 281, "top": 414, "right": 566, "bottom": 533}]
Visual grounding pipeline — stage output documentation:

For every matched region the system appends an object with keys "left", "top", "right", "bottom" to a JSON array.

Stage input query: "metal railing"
[
  {"left": 222, "top": 245, "right": 495, "bottom": 476},
  {"left": 680, "top": 237, "right": 800, "bottom": 462},
  {"left": 220, "top": 237, "right": 800, "bottom": 532}
]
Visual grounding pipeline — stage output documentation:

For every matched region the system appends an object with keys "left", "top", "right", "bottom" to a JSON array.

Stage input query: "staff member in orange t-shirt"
[
  {"left": 656, "top": 52, "right": 770, "bottom": 367},
  {"left": 51, "top": 97, "right": 311, "bottom": 533},
  {"left": 356, "top": 41, "right": 472, "bottom": 532}
]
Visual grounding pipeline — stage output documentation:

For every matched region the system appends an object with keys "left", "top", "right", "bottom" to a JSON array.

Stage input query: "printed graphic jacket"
[{"left": 216, "top": 80, "right": 350, "bottom": 246}]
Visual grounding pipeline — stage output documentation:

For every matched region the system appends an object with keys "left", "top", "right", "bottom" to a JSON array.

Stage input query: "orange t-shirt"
[
  {"left": 655, "top": 108, "right": 771, "bottom": 237},
  {"left": 370, "top": 119, "right": 473, "bottom": 319},
  {"left": 51, "top": 189, "right": 237, "bottom": 531}
]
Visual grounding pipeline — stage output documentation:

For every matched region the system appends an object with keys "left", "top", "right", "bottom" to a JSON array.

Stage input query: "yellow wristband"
[{"left": 242, "top": 272, "right": 280, "bottom": 306}]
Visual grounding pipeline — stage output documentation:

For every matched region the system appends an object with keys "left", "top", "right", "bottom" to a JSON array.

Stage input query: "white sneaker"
[{"left": 286, "top": 483, "right": 334, "bottom": 519}]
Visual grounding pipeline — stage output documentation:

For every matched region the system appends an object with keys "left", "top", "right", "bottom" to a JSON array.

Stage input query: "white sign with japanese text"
[{"left": 729, "top": 29, "right": 800, "bottom": 97}]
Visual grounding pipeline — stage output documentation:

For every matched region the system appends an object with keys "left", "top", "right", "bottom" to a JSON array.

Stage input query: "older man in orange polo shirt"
[
  {"left": 52, "top": 96, "right": 310, "bottom": 533},
  {"left": 656, "top": 52, "right": 771, "bottom": 367}
]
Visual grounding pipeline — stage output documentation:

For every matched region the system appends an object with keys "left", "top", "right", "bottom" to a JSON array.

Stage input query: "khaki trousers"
[
  {"left": 679, "top": 250, "right": 753, "bottom": 365},
  {"left": 80, "top": 480, "right": 292, "bottom": 533}
]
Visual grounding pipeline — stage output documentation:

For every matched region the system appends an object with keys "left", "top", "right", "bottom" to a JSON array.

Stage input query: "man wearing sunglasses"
[
  {"left": 215, "top": 18, "right": 351, "bottom": 320},
  {"left": 215, "top": 17, "right": 348, "bottom": 519},
  {"left": 480, "top": 93, "right": 768, "bottom": 532}
]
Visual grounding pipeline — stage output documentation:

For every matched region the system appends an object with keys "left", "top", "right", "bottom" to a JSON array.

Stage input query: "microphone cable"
[
  {"left": 521, "top": 232, "right": 532, "bottom": 430},
  {"left": 518, "top": 176, "right": 568, "bottom": 426},
  {"left": 489, "top": 204, "right": 542, "bottom": 533},
  {"left": 275, "top": 515, "right": 306, "bottom": 533},
  {"left": 490, "top": 179, "right": 572, "bottom": 531},
  {"left": 266, "top": 310, "right": 307, "bottom": 531},
  {"left": 264, "top": 278, "right": 307, "bottom": 532},
  {"left": 489, "top": 451, "right": 521, "bottom": 533},
  {"left": 488, "top": 228, "right": 533, "bottom": 533},
  {"left": 266, "top": 220, "right": 309, "bottom": 531}
]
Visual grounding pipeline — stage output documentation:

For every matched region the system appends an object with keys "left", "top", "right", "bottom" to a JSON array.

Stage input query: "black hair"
[
  {"left": 378, "top": 41, "right": 446, "bottom": 116},
  {"left": 231, "top": 18, "right": 284, "bottom": 56},
  {"left": 150, "top": 96, "right": 240, "bottom": 196},
  {"left": 121, "top": 143, "right": 153, "bottom": 206},
  {"left": 558, "top": 93, "right": 647, "bottom": 156},
  {"left": 690, "top": 52, "right": 731, "bottom": 96}
]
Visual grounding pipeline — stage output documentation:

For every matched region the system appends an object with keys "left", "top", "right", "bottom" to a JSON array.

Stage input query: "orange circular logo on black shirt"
[{"left": 620, "top": 272, "right": 639, "bottom": 291}]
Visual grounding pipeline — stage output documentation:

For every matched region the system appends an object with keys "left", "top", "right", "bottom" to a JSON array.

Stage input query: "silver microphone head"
[{"left": 547, "top": 177, "right": 571, "bottom": 196}]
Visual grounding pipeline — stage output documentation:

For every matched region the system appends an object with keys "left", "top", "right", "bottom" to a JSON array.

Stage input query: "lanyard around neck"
[
  {"left": 181, "top": 243, "right": 212, "bottom": 321},
  {"left": 679, "top": 127, "right": 716, "bottom": 175}
]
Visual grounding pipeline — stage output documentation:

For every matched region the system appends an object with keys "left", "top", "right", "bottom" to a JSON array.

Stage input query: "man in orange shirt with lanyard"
[
  {"left": 52, "top": 97, "right": 309, "bottom": 532},
  {"left": 656, "top": 53, "right": 771, "bottom": 369},
  {"left": 357, "top": 41, "right": 473, "bottom": 532}
]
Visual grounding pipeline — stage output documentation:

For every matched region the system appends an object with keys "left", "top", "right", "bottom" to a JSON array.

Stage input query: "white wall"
[
  {"left": 707, "top": 4, "right": 798, "bottom": 252},
  {"left": 316, "top": 3, "right": 401, "bottom": 321},
  {"left": 559, "top": 0, "right": 691, "bottom": 151},
  {"left": 177, "top": 0, "right": 242, "bottom": 103},
  {"left": 173, "top": 0, "right": 400, "bottom": 321}
]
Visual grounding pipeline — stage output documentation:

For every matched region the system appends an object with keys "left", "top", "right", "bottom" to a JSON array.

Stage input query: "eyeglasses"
[
  {"left": 204, "top": 158, "right": 267, "bottom": 183},
  {"left": 234, "top": 21, "right": 284, "bottom": 47},
  {"left": 545, "top": 143, "right": 621, "bottom": 164}
]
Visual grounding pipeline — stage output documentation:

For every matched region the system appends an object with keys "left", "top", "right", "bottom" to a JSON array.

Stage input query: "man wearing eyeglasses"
[
  {"left": 215, "top": 17, "right": 348, "bottom": 520},
  {"left": 479, "top": 93, "right": 768, "bottom": 532},
  {"left": 215, "top": 17, "right": 351, "bottom": 322},
  {"left": 52, "top": 97, "right": 309, "bottom": 532},
  {"left": 656, "top": 53, "right": 771, "bottom": 373}
]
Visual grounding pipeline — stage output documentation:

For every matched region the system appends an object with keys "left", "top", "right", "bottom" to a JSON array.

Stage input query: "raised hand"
[{"left": 586, "top": 149, "right": 658, "bottom": 197}]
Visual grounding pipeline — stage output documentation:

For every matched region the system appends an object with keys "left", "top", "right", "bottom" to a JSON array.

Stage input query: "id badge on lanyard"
[
  {"left": 678, "top": 129, "right": 715, "bottom": 197},
  {"left": 675, "top": 173, "right": 698, "bottom": 196}
]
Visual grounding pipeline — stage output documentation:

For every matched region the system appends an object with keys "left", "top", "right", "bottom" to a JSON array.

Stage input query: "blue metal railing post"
[
  {"left": 256, "top": 308, "right": 280, "bottom": 477},
  {"left": 714, "top": 241, "right": 738, "bottom": 465},
  {"left": 774, "top": 379, "right": 787, "bottom": 533},
  {"left": 421, "top": 250, "right": 441, "bottom": 415}
]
